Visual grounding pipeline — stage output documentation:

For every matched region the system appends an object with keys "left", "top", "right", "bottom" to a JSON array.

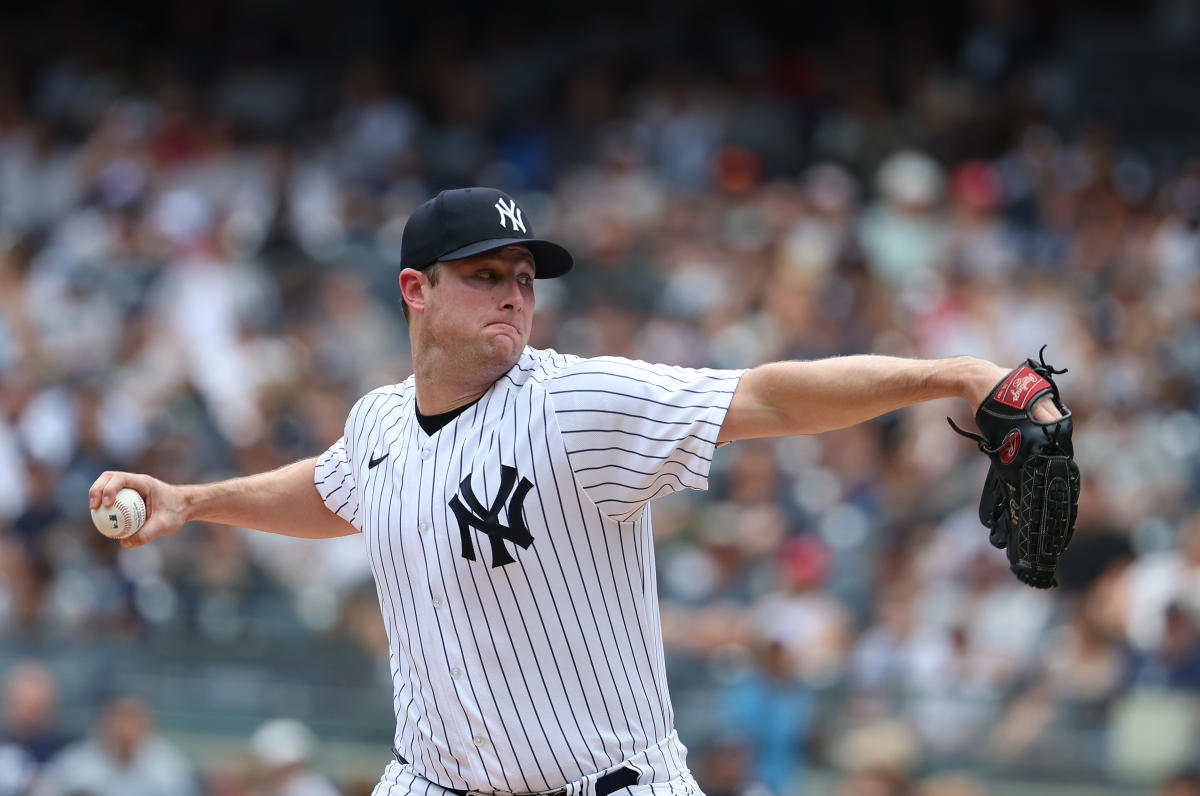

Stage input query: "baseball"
[{"left": 91, "top": 488, "right": 147, "bottom": 539}]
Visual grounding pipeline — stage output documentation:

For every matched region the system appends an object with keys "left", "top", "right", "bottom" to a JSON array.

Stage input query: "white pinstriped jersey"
[{"left": 315, "top": 347, "right": 745, "bottom": 793}]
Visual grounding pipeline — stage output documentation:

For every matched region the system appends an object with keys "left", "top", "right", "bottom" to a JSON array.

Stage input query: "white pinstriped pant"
[{"left": 372, "top": 731, "right": 704, "bottom": 796}]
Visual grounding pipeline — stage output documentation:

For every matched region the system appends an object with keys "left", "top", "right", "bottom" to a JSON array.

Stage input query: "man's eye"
[
  {"left": 477, "top": 271, "right": 494, "bottom": 280},
  {"left": 518, "top": 276, "right": 533, "bottom": 286}
]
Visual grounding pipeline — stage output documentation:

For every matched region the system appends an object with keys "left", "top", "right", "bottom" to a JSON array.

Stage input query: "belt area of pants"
[{"left": 393, "top": 754, "right": 640, "bottom": 796}]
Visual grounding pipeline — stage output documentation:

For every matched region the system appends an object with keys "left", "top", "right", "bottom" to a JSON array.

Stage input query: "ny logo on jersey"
[
  {"left": 449, "top": 465, "right": 534, "bottom": 568},
  {"left": 494, "top": 197, "right": 527, "bottom": 233}
]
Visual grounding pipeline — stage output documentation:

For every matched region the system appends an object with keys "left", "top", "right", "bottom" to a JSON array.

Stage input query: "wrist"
[
  {"left": 175, "top": 484, "right": 201, "bottom": 524},
  {"left": 956, "top": 356, "right": 1007, "bottom": 408}
]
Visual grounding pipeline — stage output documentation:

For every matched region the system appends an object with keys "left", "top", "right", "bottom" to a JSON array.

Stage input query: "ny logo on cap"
[
  {"left": 494, "top": 197, "right": 527, "bottom": 233},
  {"left": 449, "top": 465, "right": 534, "bottom": 568}
]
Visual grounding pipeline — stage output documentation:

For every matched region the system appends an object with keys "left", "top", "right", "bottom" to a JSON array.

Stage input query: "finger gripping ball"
[{"left": 91, "top": 488, "right": 146, "bottom": 539}]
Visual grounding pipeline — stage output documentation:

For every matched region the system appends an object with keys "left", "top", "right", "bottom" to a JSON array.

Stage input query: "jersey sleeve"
[
  {"left": 315, "top": 437, "right": 360, "bottom": 528},
  {"left": 315, "top": 392, "right": 380, "bottom": 530},
  {"left": 545, "top": 356, "right": 746, "bottom": 521}
]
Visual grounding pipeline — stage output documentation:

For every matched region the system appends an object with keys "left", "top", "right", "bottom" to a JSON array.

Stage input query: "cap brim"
[{"left": 438, "top": 238, "right": 573, "bottom": 279}]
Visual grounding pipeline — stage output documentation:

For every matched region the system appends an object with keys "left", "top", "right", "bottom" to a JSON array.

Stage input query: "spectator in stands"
[
  {"left": 720, "top": 634, "right": 814, "bottom": 795},
  {"left": 249, "top": 718, "right": 341, "bottom": 796},
  {"left": 35, "top": 694, "right": 198, "bottom": 796},
  {"left": 0, "top": 660, "right": 69, "bottom": 766},
  {"left": 1127, "top": 602, "right": 1200, "bottom": 691}
]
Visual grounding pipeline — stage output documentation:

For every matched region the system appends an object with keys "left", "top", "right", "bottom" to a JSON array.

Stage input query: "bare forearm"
[
  {"left": 179, "top": 458, "right": 357, "bottom": 538},
  {"left": 90, "top": 457, "right": 358, "bottom": 548},
  {"left": 718, "top": 355, "right": 1003, "bottom": 442}
]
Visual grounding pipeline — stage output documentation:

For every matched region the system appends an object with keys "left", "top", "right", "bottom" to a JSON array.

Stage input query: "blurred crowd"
[
  {"left": 0, "top": 658, "right": 358, "bottom": 795},
  {"left": 2, "top": 1, "right": 1200, "bottom": 794}
]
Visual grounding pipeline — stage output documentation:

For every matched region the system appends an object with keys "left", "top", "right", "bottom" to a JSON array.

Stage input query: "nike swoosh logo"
[{"left": 368, "top": 453, "right": 389, "bottom": 469}]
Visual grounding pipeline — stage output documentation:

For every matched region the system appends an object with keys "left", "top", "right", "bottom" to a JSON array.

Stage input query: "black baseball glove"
[{"left": 948, "top": 347, "right": 1080, "bottom": 588}]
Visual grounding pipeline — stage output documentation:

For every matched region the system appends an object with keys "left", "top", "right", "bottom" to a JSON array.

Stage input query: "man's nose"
[{"left": 500, "top": 276, "right": 525, "bottom": 309}]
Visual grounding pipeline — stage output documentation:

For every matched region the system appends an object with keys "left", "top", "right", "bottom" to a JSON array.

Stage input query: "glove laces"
[{"left": 946, "top": 417, "right": 1002, "bottom": 453}]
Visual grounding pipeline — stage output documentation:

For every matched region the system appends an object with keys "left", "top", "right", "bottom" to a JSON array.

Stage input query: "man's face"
[
  {"left": 102, "top": 697, "right": 150, "bottom": 762},
  {"left": 420, "top": 245, "right": 536, "bottom": 373}
]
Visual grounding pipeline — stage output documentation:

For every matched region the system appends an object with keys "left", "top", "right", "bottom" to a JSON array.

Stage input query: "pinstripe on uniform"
[{"left": 315, "top": 347, "right": 744, "bottom": 794}]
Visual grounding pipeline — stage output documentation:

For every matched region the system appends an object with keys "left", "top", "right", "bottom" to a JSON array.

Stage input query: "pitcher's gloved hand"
[{"left": 949, "top": 347, "right": 1081, "bottom": 588}]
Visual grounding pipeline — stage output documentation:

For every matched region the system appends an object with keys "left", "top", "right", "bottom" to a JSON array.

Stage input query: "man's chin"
[
  {"left": 485, "top": 326, "right": 525, "bottom": 352},
  {"left": 481, "top": 334, "right": 525, "bottom": 368}
]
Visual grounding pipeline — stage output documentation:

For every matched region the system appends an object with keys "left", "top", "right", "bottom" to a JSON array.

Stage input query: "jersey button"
[
  {"left": 432, "top": 596, "right": 443, "bottom": 609},
  {"left": 472, "top": 735, "right": 487, "bottom": 746},
  {"left": 420, "top": 447, "right": 432, "bottom": 460},
  {"left": 450, "top": 667, "right": 462, "bottom": 679},
  {"left": 417, "top": 522, "right": 429, "bottom": 534}
]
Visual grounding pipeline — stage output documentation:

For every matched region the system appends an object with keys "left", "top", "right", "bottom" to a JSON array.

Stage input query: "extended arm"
[
  {"left": 88, "top": 457, "right": 359, "bottom": 548},
  {"left": 716, "top": 355, "right": 1056, "bottom": 443}
]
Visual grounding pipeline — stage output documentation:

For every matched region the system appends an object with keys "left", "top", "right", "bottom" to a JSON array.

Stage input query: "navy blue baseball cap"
[{"left": 400, "top": 187, "right": 573, "bottom": 278}]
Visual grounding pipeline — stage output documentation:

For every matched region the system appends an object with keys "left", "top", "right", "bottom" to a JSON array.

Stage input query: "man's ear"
[{"left": 399, "top": 268, "right": 427, "bottom": 314}]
